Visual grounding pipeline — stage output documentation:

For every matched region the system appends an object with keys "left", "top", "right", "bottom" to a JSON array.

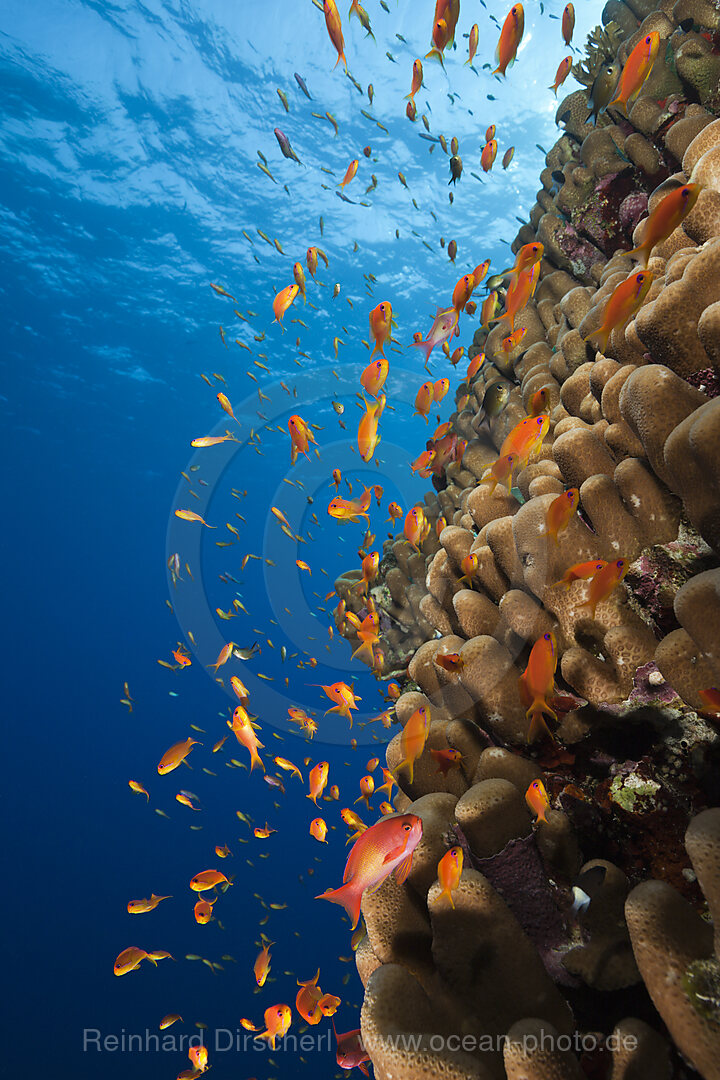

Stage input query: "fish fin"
[
  {"left": 315, "top": 882, "right": 361, "bottom": 929},
  {"left": 394, "top": 852, "right": 414, "bottom": 885}
]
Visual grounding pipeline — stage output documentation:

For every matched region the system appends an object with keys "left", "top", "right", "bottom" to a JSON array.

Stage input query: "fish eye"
[
  {"left": 544, "top": 633, "right": 551, "bottom": 641},
  {"left": 403, "top": 822, "right": 411, "bottom": 831},
  {"left": 618, "top": 559, "right": 625, "bottom": 567}
]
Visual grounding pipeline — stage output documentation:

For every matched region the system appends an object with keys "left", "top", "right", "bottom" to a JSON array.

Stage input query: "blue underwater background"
[{"left": 1, "top": 0, "right": 604, "bottom": 1076}]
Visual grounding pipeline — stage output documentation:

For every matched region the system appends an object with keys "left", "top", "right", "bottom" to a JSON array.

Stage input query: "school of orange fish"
[{"left": 116, "top": 3, "right": 712, "bottom": 1076}]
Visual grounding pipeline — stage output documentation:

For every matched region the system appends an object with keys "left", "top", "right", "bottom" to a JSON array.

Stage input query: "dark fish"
[
  {"left": 448, "top": 155, "right": 463, "bottom": 185},
  {"left": 551, "top": 169, "right": 565, "bottom": 184},
  {"left": 679, "top": 16, "right": 694, "bottom": 30},
  {"left": 487, "top": 94, "right": 497, "bottom": 101},
  {"left": 536, "top": 144, "right": 547, "bottom": 155},
  {"left": 482, "top": 382, "right": 511, "bottom": 417},
  {"left": 336, "top": 191, "right": 356, "bottom": 204},
  {"left": 396, "top": 33, "right": 407, "bottom": 42},
  {"left": 386, "top": 51, "right": 397, "bottom": 62},
  {"left": 346, "top": 72, "right": 364, "bottom": 94},
  {"left": 294, "top": 73, "right": 312, "bottom": 99},
  {"left": 515, "top": 215, "right": 526, "bottom": 224},
  {"left": 588, "top": 61, "right": 619, "bottom": 125},
  {"left": 418, "top": 133, "right": 439, "bottom": 142},
  {"left": 557, "top": 109, "right": 571, "bottom": 125},
  {"left": 274, "top": 128, "right": 302, "bottom": 164},
  {"left": 360, "top": 109, "right": 376, "bottom": 122}
]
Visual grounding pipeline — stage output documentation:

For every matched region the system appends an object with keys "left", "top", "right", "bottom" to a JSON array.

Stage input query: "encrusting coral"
[{"left": 332, "top": 0, "right": 720, "bottom": 1074}]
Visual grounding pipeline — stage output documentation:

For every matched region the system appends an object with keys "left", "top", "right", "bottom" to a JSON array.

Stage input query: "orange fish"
[
  {"left": 339, "top": 158, "right": 359, "bottom": 190},
  {"left": 449, "top": 346, "right": 464, "bottom": 367},
  {"left": 386, "top": 501, "right": 403, "bottom": 524},
  {"left": 494, "top": 3, "right": 524, "bottom": 76},
  {"left": 583, "top": 557, "right": 629, "bottom": 618},
  {"left": 208, "top": 641, "right": 233, "bottom": 672},
  {"left": 396, "top": 705, "right": 431, "bottom": 784},
  {"left": 485, "top": 125, "right": 496, "bottom": 142},
  {"left": 434, "top": 652, "right": 464, "bottom": 674},
  {"left": 430, "top": 747, "right": 463, "bottom": 774},
  {"left": 157, "top": 738, "right": 199, "bottom": 776},
  {"left": 550, "top": 56, "right": 573, "bottom": 95},
  {"left": 545, "top": 488, "right": 579, "bottom": 543},
  {"left": 296, "top": 970, "right": 325, "bottom": 1025},
  {"left": 497, "top": 264, "right": 538, "bottom": 332},
  {"left": 466, "top": 352, "right": 486, "bottom": 380},
  {"left": 307, "top": 761, "right": 330, "bottom": 804},
  {"left": 321, "top": 682, "right": 361, "bottom": 722},
  {"left": 272, "top": 284, "right": 299, "bottom": 327},
  {"left": 467, "top": 22, "right": 479, "bottom": 64},
  {"left": 231, "top": 705, "right": 265, "bottom": 772},
  {"left": 411, "top": 448, "right": 436, "bottom": 477},
  {"left": 359, "top": 552, "right": 379, "bottom": 595},
  {"left": 354, "top": 775, "right": 374, "bottom": 808},
  {"left": 562, "top": 2, "right": 574, "bottom": 45},
  {"left": 499, "top": 415, "right": 549, "bottom": 465},
  {"left": 503, "top": 146, "right": 515, "bottom": 169},
  {"left": 328, "top": 486, "right": 373, "bottom": 524},
  {"left": 358, "top": 394, "right": 384, "bottom": 462},
  {"left": 481, "top": 291, "right": 499, "bottom": 330},
  {"left": 194, "top": 898, "right": 215, "bottom": 924},
  {"left": 528, "top": 387, "right": 550, "bottom": 417},
  {"left": 369, "top": 301, "right": 393, "bottom": 358},
  {"left": 437, "top": 846, "right": 463, "bottom": 907},
  {"left": 481, "top": 139, "right": 498, "bottom": 172},
  {"left": 361, "top": 356, "right": 388, "bottom": 397},
  {"left": 307, "top": 247, "right": 319, "bottom": 279},
  {"left": 316, "top": 813, "right": 423, "bottom": 928},
  {"left": 189, "top": 869, "right": 230, "bottom": 892},
  {"left": 698, "top": 688, "right": 720, "bottom": 716},
  {"left": 288, "top": 413, "right": 317, "bottom": 465},
  {"left": 510, "top": 242, "right": 544, "bottom": 281},
  {"left": 609, "top": 32, "right": 660, "bottom": 114},
  {"left": 584, "top": 271, "right": 653, "bottom": 353},
  {"left": 525, "top": 778, "right": 550, "bottom": 823},
  {"left": 403, "top": 505, "right": 426, "bottom": 548},
  {"left": 499, "top": 326, "right": 527, "bottom": 354},
  {"left": 254, "top": 938, "right": 273, "bottom": 986},
  {"left": 452, "top": 273, "right": 474, "bottom": 312},
  {"left": 127, "top": 894, "right": 172, "bottom": 914},
  {"left": 253, "top": 823, "right": 277, "bottom": 838},
  {"left": 552, "top": 559, "right": 607, "bottom": 589},
  {"left": 113, "top": 947, "right": 148, "bottom": 976},
  {"left": 406, "top": 58, "right": 423, "bottom": 101},
  {"left": 518, "top": 632, "right": 557, "bottom": 742},
  {"left": 426, "top": 16, "right": 451, "bottom": 66},
  {"left": 230, "top": 675, "right": 249, "bottom": 705},
  {"left": 414, "top": 381, "right": 435, "bottom": 422},
  {"left": 257, "top": 1004, "right": 292, "bottom": 1049},
  {"left": 310, "top": 817, "right": 328, "bottom": 842},
  {"left": 323, "top": 0, "right": 347, "bottom": 72},
  {"left": 481, "top": 452, "right": 518, "bottom": 494},
  {"left": 174, "top": 509, "right": 214, "bottom": 527},
  {"left": 129, "top": 780, "right": 150, "bottom": 801},
  {"left": 626, "top": 184, "right": 701, "bottom": 268}
]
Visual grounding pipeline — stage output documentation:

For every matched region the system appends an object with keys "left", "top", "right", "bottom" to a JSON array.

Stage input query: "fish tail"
[
  {"left": 526, "top": 699, "right": 557, "bottom": 743},
  {"left": 396, "top": 756, "right": 415, "bottom": 784},
  {"left": 250, "top": 751, "right": 265, "bottom": 773},
  {"left": 351, "top": 640, "right": 375, "bottom": 665},
  {"left": 315, "top": 882, "right": 362, "bottom": 929}
]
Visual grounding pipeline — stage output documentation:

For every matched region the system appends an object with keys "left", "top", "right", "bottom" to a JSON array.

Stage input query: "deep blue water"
[{"left": 1, "top": 0, "right": 602, "bottom": 1076}]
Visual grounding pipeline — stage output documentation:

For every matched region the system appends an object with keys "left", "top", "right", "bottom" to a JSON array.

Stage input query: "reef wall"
[{"left": 334, "top": 0, "right": 720, "bottom": 1075}]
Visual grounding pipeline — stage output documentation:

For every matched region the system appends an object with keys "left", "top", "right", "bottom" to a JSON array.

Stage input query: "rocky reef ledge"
[{"left": 334, "top": 0, "right": 720, "bottom": 1075}]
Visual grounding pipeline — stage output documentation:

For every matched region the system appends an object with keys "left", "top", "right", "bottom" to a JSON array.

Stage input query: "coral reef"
[{"left": 334, "top": 1, "right": 720, "bottom": 1075}]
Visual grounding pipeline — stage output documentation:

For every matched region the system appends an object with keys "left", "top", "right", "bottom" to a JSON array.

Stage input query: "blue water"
[{"left": 1, "top": 0, "right": 601, "bottom": 1075}]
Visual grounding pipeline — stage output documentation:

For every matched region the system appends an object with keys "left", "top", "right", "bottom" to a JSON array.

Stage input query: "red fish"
[
  {"left": 406, "top": 58, "right": 423, "bottom": 101},
  {"left": 316, "top": 814, "right": 423, "bottom": 928},
  {"left": 332, "top": 1020, "right": 371, "bottom": 1075},
  {"left": 481, "top": 453, "right": 518, "bottom": 494},
  {"left": 430, "top": 747, "right": 463, "bottom": 773},
  {"left": 561, "top": 3, "right": 575, "bottom": 45}
]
